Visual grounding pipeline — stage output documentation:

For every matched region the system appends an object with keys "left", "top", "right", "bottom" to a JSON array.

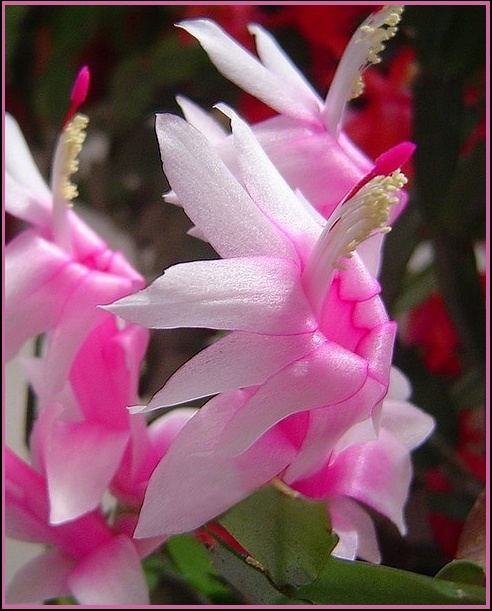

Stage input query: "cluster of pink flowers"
[
  {"left": 5, "top": 70, "right": 196, "bottom": 605},
  {"left": 5, "top": 6, "right": 434, "bottom": 604}
]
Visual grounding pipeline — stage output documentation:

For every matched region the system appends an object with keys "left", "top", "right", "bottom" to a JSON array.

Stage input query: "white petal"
[
  {"left": 108, "top": 256, "right": 316, "bottom": 335},
  {"left": 146, "top": 330, "right": 323, "bottom": 410},
  {"left": 386, "top": 366, "right": 413, "bottom": 401},
  {"left": 329, "top": 497, "right": 381, "bottom": 563},
  {"left": 176, "top": 95, "right": 228, "bottom": 144},
  {"left": 217, "top": 341, "right": 368, "bottom": 456},
  {"left": 5, "top": 113, "right": 52, "bottom": 202},
  {"left": 248, "top": 24, "right": 321, "bottom": 104},
  {"left": 156, "top": 112, "right": 296, "bottom": 260},
  {"left": 178, "top": 19, "right": 320, "bottom": 122},
  {"left": 219, "top": 105, "right": 321, "bottom": 262},
  {"left": 135, "top": 390, "right": 295, "bottom": 537},
  {"left": 379, "top": 400, "right": 435, "bottom": 450},
  {"left": 5, "top": 172, "right": 51, "bottom": 227}
]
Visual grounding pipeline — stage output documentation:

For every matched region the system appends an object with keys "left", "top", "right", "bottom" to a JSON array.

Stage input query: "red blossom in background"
[
  {"left": 404, "top": 292, "right": 463, "bottom": 378},
  {"left": 404, "top": 272, "right": 486, "bottom": 378}
]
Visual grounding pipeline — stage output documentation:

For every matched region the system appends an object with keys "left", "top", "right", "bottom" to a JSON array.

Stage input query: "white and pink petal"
[{"left": 108, "top": 256, "right": 316, "bottom": 335}]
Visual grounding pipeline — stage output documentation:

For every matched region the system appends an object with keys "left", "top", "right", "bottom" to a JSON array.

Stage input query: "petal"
[
  {"left": 176, "top": 95, "right": 228, "bottom": 144},
  {"left": 316, "top": 430, "right": 412, "bottom": 533},
  {"left": 108, "top": 256, "right": 316, "bottom": 335},
  {"left": 5, "top": 230, "right": 137, "bottom": 384},
  {"left": 283, "top": 375, "right": 385, "bottom": 483},
  {"left": 44, "top": 419, "right": 129, "bottom": 523},
  {"left": 223, "top": 106, "right": 321, "bottom": 262},
  {"left": 135, "top": 391, "right": 296, "bottom": 537},
  {"left": 178, "top": 19, "right": 320, "bottom": 122},
  {"left": 336, "top": 252, "right": 382, "bottom": 301},
  {"left": 4, "top": 448, "right": 54, "bottom": 545},
  {"left": 145, "top": 330, "right": 323, "bottom": 411},
  {"left": 217, "top": 341, "right": 368, "bottom": 456},
  {"left": 155, "top": 112, "right": 296, "bottom": 260},
  {"left": 356, "top": 322, "right": 396, "bottom": 385},
  {"left": 5, "top": 231, "right": 82, "bottom": 360},
  {"left": 69, "top": 317, "right": 148, "bottom": 428},
  {"left": 37, "top": 274, "right": 139, "bottom": 401},
  {"left": 5, "top": 172, "right": 51, "bottom": 227},
  {"left": 5, "top": 113, "right": 52, "bottom": 204},
  {"left": 248, "top": 24, "right": 320, "bottom": 104},
  {"left": 386, "top": 366, "right": 412, "bottom": 401},
  {"left": 68, "top": 535, "right": 149, "bottom": 605},
  {"left": 379, "top": 400, "right": 435, "bottom": 450},
  {"left": 328, "top": 497, "right": 381, "bottom": 563},
  {"left": 353, "top": 293, "right": 390, "bottom": 328},
  {"left": 252, "top": 116, "right": 371, "bottom": 218},
  {"left": 112, "top": 408, "right": 198, "bottom": 506},
  {"left": 6, "top": 549, "right": 74, "bottom": 604},
  {"left": 355, "top": 231, "right": 385, "bottom": 277},
  {"left": 147, "top": 407, "right": 199, "bottom": 457}
]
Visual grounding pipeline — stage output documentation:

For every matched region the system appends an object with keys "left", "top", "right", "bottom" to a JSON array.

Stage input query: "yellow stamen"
[
  {"left": 323, "top": 5, "right": 404, "bottom": 133},
  {"left": 51, "top": 112, "right": 89, "bottom": 254},
  {"left": 352, "top": 6, "right": 404, "bottom": 98},
  {"left": 303, "top": 169, "right": 407, "bottom": 314},
  {"left": 57, "top": 114, "right": 89, "bottom": 205},
  {"left": 337, "top": 170, "right": 407, "bottom": 261}
]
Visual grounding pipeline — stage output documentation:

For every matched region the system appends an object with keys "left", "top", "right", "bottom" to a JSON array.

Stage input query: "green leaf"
[
  {"left": 295, "top": 556, "right": 487, "bottom": 605},
  {"left": 209, "top": 544, "right": 302, "bottom": 605},
  {"left": 165, "top": 533, "right": 239, "bottom": 603},
  {"left": 219, "top": 484, "right": 338, "bottom": 588},
  {"left": 435, "top": 559, "right": 485, "bottom": 587}
]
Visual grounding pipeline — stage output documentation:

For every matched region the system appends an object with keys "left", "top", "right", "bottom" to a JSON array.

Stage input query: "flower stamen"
[
  {"left": 303, "top": 169, "right": 407, "bottom": 314},
  {"left": 323, "top": 5, "right": 404, "bottom": 135},
  {"left": 52, "top": 113, "right": 89, "bottom": 207},
  {"left": 50, "top": 67, "right": 91, "bottom": 253}
]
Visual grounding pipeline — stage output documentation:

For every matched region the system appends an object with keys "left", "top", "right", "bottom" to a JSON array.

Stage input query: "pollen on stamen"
[
  {"left": 323, "top": 5, "right": 404, "bottom": 134},
  {"left": 337, "top": 170, "right": 407, "bottom": 263},
  {"left": 355, "top": 6, "right": 404, "bottom": 84},
  {"left": 303, "top": 168, "right": 407, "bottom": 313},
  {"left": 59, "top": 114, "right": 89, "bottom": 204}
]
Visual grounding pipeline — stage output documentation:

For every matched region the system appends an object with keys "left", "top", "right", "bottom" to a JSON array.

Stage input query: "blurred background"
[{"left": 5, "top": 2, "right": 487, "bottom": 600}]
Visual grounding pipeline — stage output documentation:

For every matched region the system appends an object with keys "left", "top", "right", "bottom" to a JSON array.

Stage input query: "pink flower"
[
  {"left": 5, "top": 404, "right": 197, "bottom": 604},
  {"left": 289, "top": 367, "right": 435, "bottom": 562},
  {"left": 176, "top": 6, "right": 407, "bottom": 228},
  {"left": 5, "top": 69, "right": 145, "bottom": 401},
  {"left": 108, "top": 108, "right": 422, "bottom": 554},
  {"left": 5, "top": 68, "right": 150, "bottom": 523},
  {"left": 4, "top": 447, "right": 150, "bottom": 605},
  {"left": 126, "top": 369, "right": 433, "bottom": 562},
  {"left": 26, "top": 316, "right": 148, "bottom": 523}
]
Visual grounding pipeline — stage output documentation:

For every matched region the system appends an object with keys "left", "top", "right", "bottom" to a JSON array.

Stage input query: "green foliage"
[
  {"left": 219, "top": 484, "right": 338, "bottom": 589},
  {"left": 212, "top": 484, "right": 486, "bottom": 605},
  {"left": 295, "top": 556, "right": 486, "bottom": 605}
]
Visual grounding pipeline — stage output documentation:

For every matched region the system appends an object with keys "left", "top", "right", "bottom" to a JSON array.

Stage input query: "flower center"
[
  {"left": 322, "top": 5, "right": 404, "bottom": 135},
  {"left": 303, "top": 169, "right": 408, "bottom": 315}
]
